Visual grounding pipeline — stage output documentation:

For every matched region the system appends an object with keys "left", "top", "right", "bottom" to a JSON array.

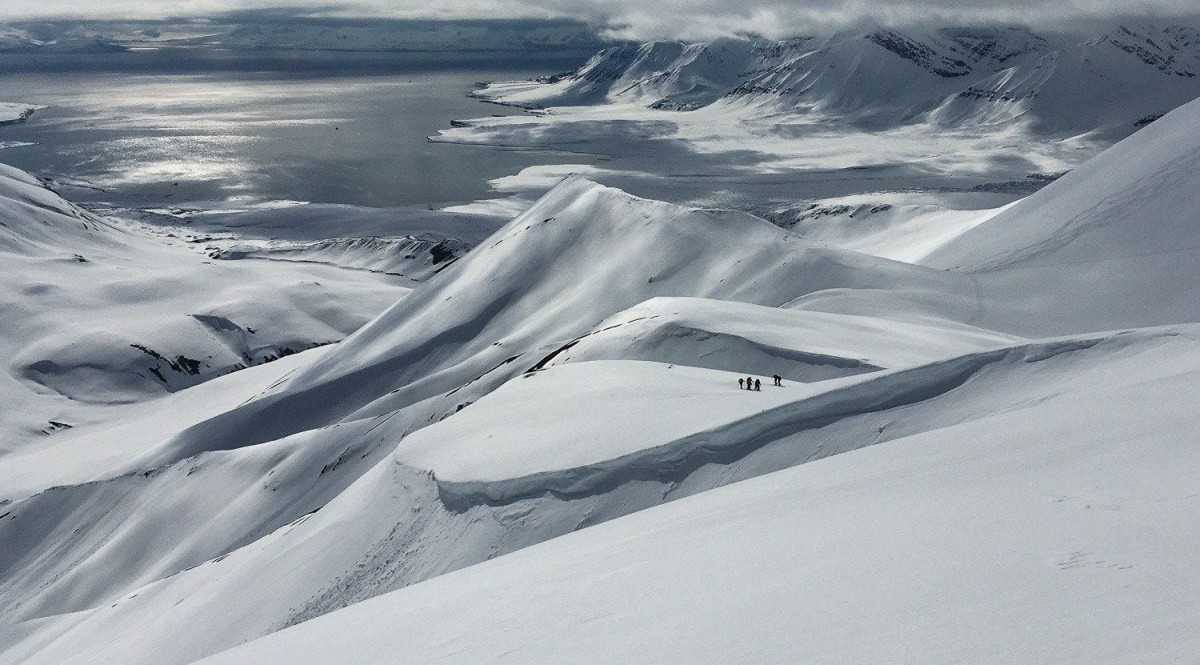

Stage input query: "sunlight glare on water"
[{"left": 0, "top": 53, "right": 592, "bottom": 210}]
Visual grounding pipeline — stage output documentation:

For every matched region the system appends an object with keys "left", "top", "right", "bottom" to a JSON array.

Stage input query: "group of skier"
[{"left": 739, "top": 374, "right": 783, "bottom": 391}]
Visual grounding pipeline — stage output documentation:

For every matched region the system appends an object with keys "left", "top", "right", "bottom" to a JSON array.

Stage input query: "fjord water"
[{"left": 0, "top": 50, "right": 592, "bottom": 209}]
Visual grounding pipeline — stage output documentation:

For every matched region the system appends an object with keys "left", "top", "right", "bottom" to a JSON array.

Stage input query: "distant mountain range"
[{"left": 477, "top": 23, "right": 1200, "bottom": 136}]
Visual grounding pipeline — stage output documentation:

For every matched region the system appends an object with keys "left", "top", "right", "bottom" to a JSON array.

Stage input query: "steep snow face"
[
  {"left": 474, "top": 24, "right": 1200, "bottom": 135},
  {"left": 925, "top": 95, "right": 1200, "bottom": 335}
]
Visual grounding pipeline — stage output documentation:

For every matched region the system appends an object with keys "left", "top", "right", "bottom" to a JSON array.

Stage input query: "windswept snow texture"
[
  {"left": 5, "top": 83, "right": 1200, "bottom": 665},
  {"left": 200, "top": 327, "right": 1200, "bottom": 665}
]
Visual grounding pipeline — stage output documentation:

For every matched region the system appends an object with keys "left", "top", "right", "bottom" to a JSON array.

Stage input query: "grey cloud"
[{"left": 3, "top": 0, "right": 1199, "bottom": 39}]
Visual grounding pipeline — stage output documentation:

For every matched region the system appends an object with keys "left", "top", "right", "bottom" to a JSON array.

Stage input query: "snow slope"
[
  {"left": 139, "top": 176, "right": 969, "bottom": 467},
  {"left": 923, "top": 94, "right": 1200, "bottom": 335},
  {"left": 0, "top": 166, "right": 414, "bottom": 449},
  {"left": 5, "top": 328, "right": 1178, "bottom": 665},
  {"left": 198, "top": 325, "right": 1200, "bottom": 665}
]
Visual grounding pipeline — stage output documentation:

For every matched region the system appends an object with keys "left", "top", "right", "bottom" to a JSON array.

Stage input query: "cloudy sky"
[{"left": 4, "top": 0, "right": 1198, "bottom": 39}]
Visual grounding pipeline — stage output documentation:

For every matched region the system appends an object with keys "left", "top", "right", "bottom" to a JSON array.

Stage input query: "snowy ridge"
[
  {"left": 424, "top": 335, "right": 1111, "bottom": 509},
  {"left": 145, "top": 177, "right": 965, "bottom": 467},
  {"left": 535, "top": 296, "right": 1019, "bottom": 379}
]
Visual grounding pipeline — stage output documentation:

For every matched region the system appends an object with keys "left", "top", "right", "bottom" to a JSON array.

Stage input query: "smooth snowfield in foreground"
[{"left": 203, "top": 327, "right": 1200, "bottom": 664}]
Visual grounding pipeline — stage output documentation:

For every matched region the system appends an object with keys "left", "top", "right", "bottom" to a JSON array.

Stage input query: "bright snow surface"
[{"left": 201, "top": 328, "right": 1200, "bottom": 665}]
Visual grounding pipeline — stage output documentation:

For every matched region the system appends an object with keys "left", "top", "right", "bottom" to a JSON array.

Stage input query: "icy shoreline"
[{"left": 0, "top": 102, "right": 40, "bottom": 125}]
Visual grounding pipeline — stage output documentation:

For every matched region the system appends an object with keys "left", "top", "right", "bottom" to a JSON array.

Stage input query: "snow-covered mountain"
[
  {"left": 435, "top": 21, "right": 1200, "bottom": 227},
  {"left": 0, "top": 25, "right": 126, "bottom": 53},
  {"left": 477, "top": 24, "right": 1200, "bottom": 136},
  {"left": 4, "top": 89, "right": 1200, "bottom": 663}
]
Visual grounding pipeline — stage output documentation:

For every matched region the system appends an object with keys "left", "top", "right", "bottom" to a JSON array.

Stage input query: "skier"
[
  {"left": 773, "top": 374, "right": 782, "bottom": 386},
  {"left": 754, "top": 378, "right": 761, "bottom": 391},
  {"left": 746, "top": 376, "right": 753, "bottom": 391},
  {"left": 738, "top": 377, "right": 745, "bottom": 390}
]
